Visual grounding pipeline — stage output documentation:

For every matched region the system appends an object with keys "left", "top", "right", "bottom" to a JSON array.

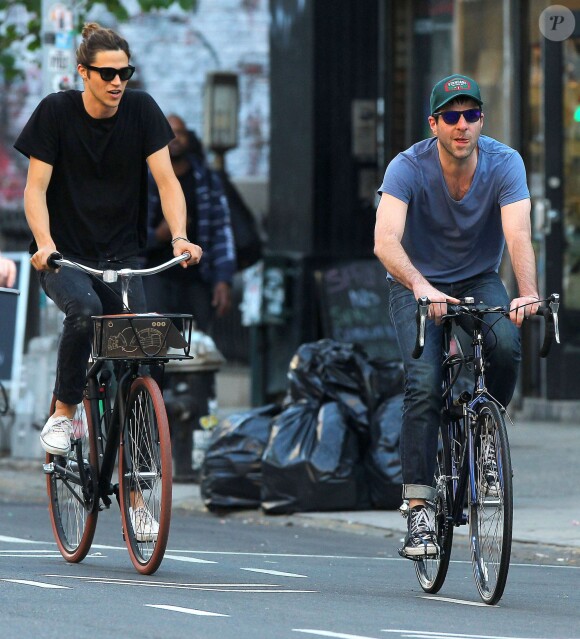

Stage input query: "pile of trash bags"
[{"left": 200, "top": 339, "right": 404, "bottom": 514}]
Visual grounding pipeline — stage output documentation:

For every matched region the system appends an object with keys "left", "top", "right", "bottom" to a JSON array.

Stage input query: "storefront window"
[
  {"left": 456, "top": 0, "right": 506, "bottom": 143},
  {"left": 410, "top": 1, "right": 454, "bottom": 141}
]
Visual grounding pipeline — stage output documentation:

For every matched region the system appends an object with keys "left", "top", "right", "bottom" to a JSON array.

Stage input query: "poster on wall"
[{"left": 0, "top": 252, "right": 30, "bottom": 389}]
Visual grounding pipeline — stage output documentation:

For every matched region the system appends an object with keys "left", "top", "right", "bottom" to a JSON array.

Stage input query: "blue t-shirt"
[{"left": 378, "top": 135, "right": 530, "bottom": 284}]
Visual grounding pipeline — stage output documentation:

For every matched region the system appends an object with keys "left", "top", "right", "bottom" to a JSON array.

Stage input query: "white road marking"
[
  {"left": 293, "top": 630, "right": 380, "bottom": 639},
  {"left": 240, "top": 567, "right": 308, "bottom": 578},
  {"left": 0, "top": 535, "right": 47, "bottom": 544},
  {"left": 145, "top": 604, "right": 229, "bottom": 617},
  {"left": 44, "top": 574, "right": 316, "bottom": 593},
  {"left": 164, "top": 554, "right": 217, "bottom": 564},
  {"left": 0, "top": 548, "right": 58, "bottom": 555},
  {"left": 0, "top": 578, "right": 70, "bottom": 589},
  {"left": 417, "top": 595, "right": 494, "bottom": 607},
  {"left": 382, "top": 630, "right": 550, "bottom": 639},
  {"left": 0, "top": 554, "right": 63, "bottom": 558}
]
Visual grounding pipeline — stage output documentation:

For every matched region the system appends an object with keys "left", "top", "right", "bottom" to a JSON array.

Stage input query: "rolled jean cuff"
[{"left": 402, "top": 484, "right": 437, "bottom": 501}]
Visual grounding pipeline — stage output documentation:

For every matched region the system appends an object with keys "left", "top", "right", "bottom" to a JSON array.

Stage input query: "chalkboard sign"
[
  {"left": 315, "top": 259, "right": 400, "bottom": 361},
  {"left": 0, "top": 252, "right": 30, "bottom": 389}
]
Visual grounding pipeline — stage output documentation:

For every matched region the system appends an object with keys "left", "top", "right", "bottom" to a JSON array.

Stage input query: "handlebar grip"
[
  {"left": 536, "top": 306, "right": 554, "bottom": 358},
  {"left": 47, "top": 252, "right": 63, "bottom": 269},
  {"left": 412, "top": 297, "right": 429, "bottom": 359}
]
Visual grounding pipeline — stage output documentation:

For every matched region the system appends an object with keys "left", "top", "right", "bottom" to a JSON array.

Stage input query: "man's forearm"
[
  {"left": 158, "top": 184, "right": 187, "bottom": 240},
  {"left": 509, "top": 238, "right": 539, "bottom": 298},
  {"left": 375, "top": 236, "right": 429, "bottom": 293},
  {"left": 24, "top": 187, "right": 54, "bottom": 249}
]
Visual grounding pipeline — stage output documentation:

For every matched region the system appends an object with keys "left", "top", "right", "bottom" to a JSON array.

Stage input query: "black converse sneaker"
[{"left": 399, "top": 504, "right": 439, "bottom": 559}]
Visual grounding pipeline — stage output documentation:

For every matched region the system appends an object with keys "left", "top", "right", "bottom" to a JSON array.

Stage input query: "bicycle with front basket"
[
  {"left": 408, "top": 293, "right": 560, "bottom": 604},
  {"left": 42, "top": 252, "right": 193, "bottom": 575}
]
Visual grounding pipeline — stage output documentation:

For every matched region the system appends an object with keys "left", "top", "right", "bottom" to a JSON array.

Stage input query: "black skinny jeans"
[{"left": 39, "top": 259, "right": 146, "bottom": 406}]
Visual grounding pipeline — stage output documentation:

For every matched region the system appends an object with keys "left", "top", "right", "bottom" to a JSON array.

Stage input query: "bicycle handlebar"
[
  {"left": 411, "top": 293, "right": 560, "bottom": 360},
  {"left": 47, "top": 251, "right": 191, "bottom": 277},
  {"left": 47, "top": 251, "right": 192, "bottom": 311}
]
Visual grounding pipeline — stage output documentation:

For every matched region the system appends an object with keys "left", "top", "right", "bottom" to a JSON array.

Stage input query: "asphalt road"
[{"left": 1, "top": 503, "right": 579, "bottom": 639}]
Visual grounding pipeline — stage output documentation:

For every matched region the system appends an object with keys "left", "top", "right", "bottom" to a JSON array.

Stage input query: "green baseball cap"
[{"left": 430, "top": 74, "right": 483, "bottom": 114}]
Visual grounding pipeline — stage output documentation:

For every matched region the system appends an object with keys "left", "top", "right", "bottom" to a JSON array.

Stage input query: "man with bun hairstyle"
[
  {"left": 15, "top": 24, "right": 201, "bottom": 538},
  {"left": 374, "top": 74, "right": 539, "bottom": 558}
]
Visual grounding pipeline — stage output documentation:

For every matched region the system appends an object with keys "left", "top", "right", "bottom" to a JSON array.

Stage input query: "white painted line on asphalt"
[
  {"left": 417, "top": 595, "right": 494, "bottom": 607},
  {"left": 240, "top": 567, "right": 308, "bottom": 578},
  {"left": 0, "top": 578, "right": 70, "bottom": 589},
  {"left": 164, "top": 554, "right": 218, "bottom": 564},
  {"left": 145, "top": 604, "right": 229, "bottom": 617},
  {"left": 168, "top": 550, "right": 381, "bottom": 560},
  {"left": 46, "top": 574, "right": 278, "bottom": 587},
  {"left": 0, "top": 554, "right": 63, "bottom": 558},
  {"left": 0, "top": 548, "right": 58, "bottom": 555},
  {"left": 0, "top": 535, "right": 48, "bottom": 544},
  {"left": 382, "top": 630, "right": 548, "bottom": 639},
  {"left": 293, "top": 630, "right": 381, "bottom": 639},
  {"left": 45, "top": 574, "right": 317, "bottom": 593}
]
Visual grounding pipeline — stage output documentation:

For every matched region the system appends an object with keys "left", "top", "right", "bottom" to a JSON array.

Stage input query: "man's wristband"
[{"left": 171, "top": 236, "right": 189, "bottom": 246}]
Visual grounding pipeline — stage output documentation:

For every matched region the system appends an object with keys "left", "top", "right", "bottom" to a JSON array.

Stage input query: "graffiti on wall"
[{"left": 0, "top": 0, "right": 270, "bottom": 222}]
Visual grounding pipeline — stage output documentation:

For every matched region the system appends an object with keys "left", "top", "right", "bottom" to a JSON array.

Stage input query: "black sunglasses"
[
  {"left": 85, "top": 64, "right": 135, "bottom": 82},
  {"left": 432, "top": 108, "right": 482, "bottom": 125}
]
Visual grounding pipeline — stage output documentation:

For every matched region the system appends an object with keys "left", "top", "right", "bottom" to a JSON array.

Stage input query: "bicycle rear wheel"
[
  {"left": 46, "top": 396, "right": 99, "bottom": 562},
  {"left": 470, "top": 401, "right": 513, "bottom": 605},
  {"left": 416, "top": 422, "right": 454, "bottom": 592},
  {"left": 118, "top": 375, "right": 172, "bottom": 575}
]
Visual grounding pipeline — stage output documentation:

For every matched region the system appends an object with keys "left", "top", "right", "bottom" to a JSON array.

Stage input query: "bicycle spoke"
[
  {"left": 470, "top": 402, "right": 513, "bottom": 604},
  {"left": 119, "top": 376, "right": 171, "bottom": 575},
  {"left": 47, "top": 397, "right": 98, "bottom": 562}
]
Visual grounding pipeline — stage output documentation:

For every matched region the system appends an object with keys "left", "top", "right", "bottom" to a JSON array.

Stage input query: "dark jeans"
[
  {"left": 143, "top": 274, "right": 213, "bottom": 333},
  {"left": 40, "top": 259, "right": 146, "bottom": 406},
  {"left": 388, "top": 272, "right": 521, "bottom": 501}
]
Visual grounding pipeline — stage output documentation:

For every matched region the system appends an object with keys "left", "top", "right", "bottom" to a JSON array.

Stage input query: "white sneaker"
[
  {"left": 40, "top": 415, "right": 73, "bottom": 456},
  {"left": 129, "top": 506, "right": 159, "bottom": 542}
]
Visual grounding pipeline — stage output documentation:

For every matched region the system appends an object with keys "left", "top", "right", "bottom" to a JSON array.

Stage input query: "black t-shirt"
[{"left": 14, "top": 89, "right": 173, "bottom": 261}]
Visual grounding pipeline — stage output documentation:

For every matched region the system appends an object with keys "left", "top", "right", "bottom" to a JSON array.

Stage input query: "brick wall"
[{"left": 7, "top": 0, "right": 270, "bottom": 181}]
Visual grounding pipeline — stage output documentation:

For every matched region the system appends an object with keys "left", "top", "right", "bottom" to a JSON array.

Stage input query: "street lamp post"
[{"left": 203, "top": 71, "right": 239, "bottom": 170}]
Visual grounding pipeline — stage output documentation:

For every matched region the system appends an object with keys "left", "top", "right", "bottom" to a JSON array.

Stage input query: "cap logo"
[{"left": 445, "top": 78, "right": 471, "bottom": 92}]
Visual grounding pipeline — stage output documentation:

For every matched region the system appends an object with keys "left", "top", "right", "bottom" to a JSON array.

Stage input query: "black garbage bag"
[
  {"left": 261, "top": 400, "right": 361, "bottom": 514},
  {"left": 364, "top": 357, "right": 404, "bottom": 412},
  {"left": 364, "top": 393, "right": 404, "bottom": 510},
  {"left": 200, "top": 404, "right": 280, "bottom": 511},
  {"left": 286, "top": 339, "right": 371, "bottom": 437}
]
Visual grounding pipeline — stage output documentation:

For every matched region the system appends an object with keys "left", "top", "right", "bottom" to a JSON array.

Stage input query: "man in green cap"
[{"left": 374, "top": 74, "right": 539, "bottom": 558}]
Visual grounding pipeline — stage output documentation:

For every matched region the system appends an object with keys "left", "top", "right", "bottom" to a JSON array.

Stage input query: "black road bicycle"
[
  {"left": 42, "top": 252, "right": 193, "bottom": 575},
  {"left": 408, "top": 293, "right": 560, "bottom": 605}
]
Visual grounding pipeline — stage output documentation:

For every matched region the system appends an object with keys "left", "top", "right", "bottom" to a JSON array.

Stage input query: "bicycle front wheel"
[
  {"left": 416, "top": 422, "right": 454, "bottom": 592},
  {"left": 469, "top": 401, "right": 513, "bottom": 605},
  {"left": 46, "top": 396, "right": 99, "bottom": 562},
  {"left": 118, "top": 376, "right": 172, "bottom": 575}
]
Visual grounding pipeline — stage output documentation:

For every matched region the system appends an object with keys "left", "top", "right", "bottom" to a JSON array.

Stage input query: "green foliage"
[{"left": 0, "top": 0, "right": 198, "bottom": 81}]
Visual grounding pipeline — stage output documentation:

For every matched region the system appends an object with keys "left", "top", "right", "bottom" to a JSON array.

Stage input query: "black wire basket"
[{"left": 91, "top": 313, "right": 193, "bottom": 360}]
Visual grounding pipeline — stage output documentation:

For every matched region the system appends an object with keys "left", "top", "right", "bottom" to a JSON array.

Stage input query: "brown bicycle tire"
[
  {"left": 46, "top": 394, "right": 99, "bottom": 562},
  {"left": 118, "top": 375, "right": 172, "bottom": 575}
]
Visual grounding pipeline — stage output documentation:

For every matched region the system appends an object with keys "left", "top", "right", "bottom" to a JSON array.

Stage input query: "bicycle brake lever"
[
  {"left": 418, "top": 296, "right": 429, "bottom": 348},
  {"left": 550, "top": 294, "right": 560, "bottom": 344}
]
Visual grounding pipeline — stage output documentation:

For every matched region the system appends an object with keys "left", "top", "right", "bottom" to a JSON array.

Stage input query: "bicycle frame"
[
  {"left": 441, "top": 318, "right": 496, "bottom": 529},
  {"left": 86, "top": 358, "right": 137, "bottom": 510}
]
